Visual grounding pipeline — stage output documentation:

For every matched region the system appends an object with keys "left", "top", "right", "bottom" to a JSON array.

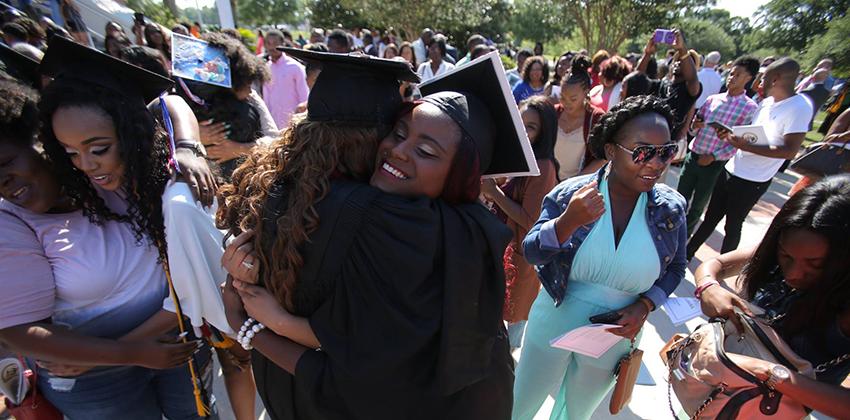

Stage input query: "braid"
[{"left": 587, "top": 95, "right": 675, "bottom": 159}]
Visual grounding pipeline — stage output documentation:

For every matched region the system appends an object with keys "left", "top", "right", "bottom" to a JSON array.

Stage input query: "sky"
[{"left": 175, "top": 0, "right": 773, "bottom": 21}]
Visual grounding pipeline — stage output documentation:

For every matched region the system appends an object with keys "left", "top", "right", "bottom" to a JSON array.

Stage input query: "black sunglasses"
[{"left": 614, "top": 143, "right": 679, "bottom": 165}]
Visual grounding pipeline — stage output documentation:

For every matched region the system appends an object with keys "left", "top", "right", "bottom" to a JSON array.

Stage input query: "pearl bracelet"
[{"left": 238, "top": 318, "right": 266, "bottom": 350}]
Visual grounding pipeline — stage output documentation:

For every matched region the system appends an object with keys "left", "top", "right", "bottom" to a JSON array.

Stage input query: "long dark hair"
[
  {"left": 39, "top": 80, "right": 171, "bottom": 259},
  {"left": 522, "top": 56, "right": 549, "bottom": 85},
  {"left": 562, "top": 54, "right": 592, "bottom": 90},
  {"left": 518, "top": 95, "right": 560, "bottom": 179},
  {"left": 740, "top": 175, "right": 850, "bottom": 337}
]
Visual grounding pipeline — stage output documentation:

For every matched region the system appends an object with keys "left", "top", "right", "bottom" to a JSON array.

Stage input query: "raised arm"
[
  {"left": 637, "top": 35, "right": 657, "bottom": 75},
  {"left": 672, "top": 29, "right": 700, "bottom": 97}
]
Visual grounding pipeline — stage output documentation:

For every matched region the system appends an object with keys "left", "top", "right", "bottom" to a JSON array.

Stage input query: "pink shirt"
[{"left": 263, "top": 53, "right": 309, "bottom": 128}]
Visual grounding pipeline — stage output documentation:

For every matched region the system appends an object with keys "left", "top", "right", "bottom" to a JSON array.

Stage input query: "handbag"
[
  {"left": 789, "top": 138, "right": 850, "bottom": 178},
  {"left": 610, "top": 339, "right": 643, "bottom": 414},
  {"left": 660, "top": 312, "right": 814, "bottom": 419},
  {"left": 4, "top": 358, "right": 63, "bottom": 420}
]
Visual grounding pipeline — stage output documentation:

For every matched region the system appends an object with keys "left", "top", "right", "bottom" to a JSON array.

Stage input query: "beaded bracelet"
[
  {"left": 238, "top": 318, "right": 266, "bottom": 350},
  {"left": 236, "top": 318, "right": 256, "bottom": 347}
]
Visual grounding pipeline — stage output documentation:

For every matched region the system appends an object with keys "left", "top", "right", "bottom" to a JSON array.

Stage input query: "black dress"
[{"left": 252, "top": 180, "right": 515, "bottom": 420}]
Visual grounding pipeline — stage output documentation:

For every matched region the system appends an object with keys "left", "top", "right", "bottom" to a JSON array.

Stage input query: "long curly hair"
[
  {"left": 740, "top": 175, "right": 850, "bottom": 338},
  {"left": 39, "top": 80, "right": 171, "bottom": 258},
  {"left": 217, "top": 114, "right": 381, "bottom": 311},
  {"left": 587, "top": 95, "right": 675, "bottom": 159}
]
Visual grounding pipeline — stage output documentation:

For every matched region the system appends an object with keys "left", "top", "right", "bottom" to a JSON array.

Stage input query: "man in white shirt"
[
  {"left": 411, "top": 28, "right": 433, "bottom": 65},
  {"left": 694, "top": 51, "right": 722, "bottom": 109},
  {"left": 687, "top": 58, "right": 813, "bottom": 259}
]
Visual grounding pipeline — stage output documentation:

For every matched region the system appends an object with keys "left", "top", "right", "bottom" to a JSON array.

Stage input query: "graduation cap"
[
  {"left": 418, "top": 51, "right": 539, "bottom": 178},
  {"left": 0, "top": 43, "right": 40, "bottom": 88},
  {"left": 40, "top": 36, "right": 173, "bottom": 103},
  {"left": 281, "top": 47, "right": 419, "bottom": 126}
]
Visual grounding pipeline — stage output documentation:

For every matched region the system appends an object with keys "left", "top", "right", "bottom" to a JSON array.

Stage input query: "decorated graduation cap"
[
  {"left": 418, "top": 51, "right": 539, "bottom": 178},
  {"left": 0, "top": 43, "right": 40, "bottom": 87},
  {"left": 40, "top": 35, "right": 173, "bottom": 103},
  {"left": 281, "top": 47, "right": 419, "bottom": 126}
]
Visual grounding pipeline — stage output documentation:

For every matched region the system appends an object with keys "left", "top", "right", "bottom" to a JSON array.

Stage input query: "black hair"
[
  {"left": 645, "top": 57, "right": 658, "bottom": 79},
  {"left": 14, "top": 17, "right": 45, "bottom": 41},
  {"left": 203, "top": 32, "right": 270, "bottom": 89},
  {"left": 120, "top": 45, "right": 169, "bottom": 78},
  {"left": 466, "top": 34, "right": 485, "bottom": 49},
  {"left": 282, "top": 30, "right": 293, "bottom": 41},
  {"left": 327, "top": 29, "right": 350, "bottom": 50},
  {"left": 516, "top": 48, "right": 532, "bottom": 60},
  {"left": 0, "top": 79, "right": 39, "bottom": 146},
  {"left": 587, "top": 95, "right": 675, "bottom": 159},
  {"left": 521, "top": 56, "right": 549, "bottom": 84},
  {"left": 470, "top": 44, "right": 492, "bottom": 60},
  {"left": 518, "top": 95, "right": 560, "bottom": 178},
  {"left": 38, "top": 75, "right": 171, "bottom": 259},
  {"left": 741, "top": 175, "right": 850, "bottom": 339},
  {"left": 429, "top": 35, "right": 447, "bottom": 57},
  {"left": 2, "top": 22, "right": 26, "bottom": 40},
  {"left": 265, "top": 29, "right": 285, "bottom": 43},
  {"left": 621, "top": 71, "right": 651, "bottom": 99},
  {"left": 562, "top": 54, "right": 591, "bottom": 90},
  {"left": 732, "top": 55, "right": 761, "bottom": 78}
]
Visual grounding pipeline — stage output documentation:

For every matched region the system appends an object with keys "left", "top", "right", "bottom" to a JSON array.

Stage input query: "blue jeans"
[{"left": 38, "top": 346, "right": 217, "bottom": 420}]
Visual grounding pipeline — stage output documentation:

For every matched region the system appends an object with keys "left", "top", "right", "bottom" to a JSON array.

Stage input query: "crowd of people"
[{"left": 0, "top": 6, "right": 849, "bottom": 420}]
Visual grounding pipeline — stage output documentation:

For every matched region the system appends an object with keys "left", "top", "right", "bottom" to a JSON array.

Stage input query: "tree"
[
  {"left": 308, "top": 0, "right": 368, "bottom": 31},
  {"left": 239, "top": 0, "right": 303, "bottom": 26},
  {"left": 690, "top": 8, "right": 753, "bottom": 57},
  {"left": 509, "top": 0, "right": 571, "bottom": 44},
  {"left": 804, "top": 14, "right": 850, "bottom": 77},
  {"left": 750, "top": 0, "right": 850, "bottom": 55},
  {"left": 676, "top": 18, "right": 736, "bottom": 61}
]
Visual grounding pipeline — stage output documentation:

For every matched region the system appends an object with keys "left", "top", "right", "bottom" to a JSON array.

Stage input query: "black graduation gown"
[{"left": 252, "top": 180, "right": 514, "bottom": 420}]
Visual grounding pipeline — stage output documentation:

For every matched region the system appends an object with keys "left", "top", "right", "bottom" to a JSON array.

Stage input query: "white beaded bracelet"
[
  {"left": 236, "top": 318, "right": 256, "bottom": 347},
  {"left": 239, "top": 318, "right": 266, "bottom": 350}
]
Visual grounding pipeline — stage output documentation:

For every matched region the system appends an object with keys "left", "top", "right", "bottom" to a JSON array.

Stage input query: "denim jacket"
[{"left": 522, "top": 165, "right": 688, "bottom": 309}]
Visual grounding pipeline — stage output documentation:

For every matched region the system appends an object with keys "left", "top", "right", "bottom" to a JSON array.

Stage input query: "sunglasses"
[{"left": 614, "top": 143, "right": 679, "bottom": 165}]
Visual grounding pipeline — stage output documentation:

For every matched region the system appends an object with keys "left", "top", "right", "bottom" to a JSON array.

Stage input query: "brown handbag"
[{"left": 610, "top": 339, "right": 643, "bottom": 414}]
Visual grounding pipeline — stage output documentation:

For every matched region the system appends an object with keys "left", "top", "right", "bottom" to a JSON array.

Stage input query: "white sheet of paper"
[
  {"left": 732, "top": 125, "right": 769, "bottom": 146},
  {"left": 0, "top": 357, "right": 27, "bottom": 405},
  {"left": 663, "top": 297, "right": 703, "bottom": 325},
  {"left": 549, "top": 324, "right": 622, "bottom": 358}
]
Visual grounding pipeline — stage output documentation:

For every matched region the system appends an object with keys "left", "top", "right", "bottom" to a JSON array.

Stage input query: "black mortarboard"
[
  {"left": 40, "top": 36, "right": 173, "bottom": 103},
  {"left": 419, "top": 52, "right": 539, "bottom": 177},
  {"left": 281, "top": 47, "right": 419, "bottom": 126},
  {"left": 0, "top": 43, "right": 40, "bottom": 87}
]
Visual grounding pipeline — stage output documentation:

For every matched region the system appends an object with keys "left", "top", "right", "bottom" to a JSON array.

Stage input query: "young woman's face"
[
  {"left": 52, "top": 106, "right": 125, "bottom": 192},
  {"left": 521, "top": 107, "right": 542, "bottom": 145},
  {"left": 400, "top": 46, "right": 414, "bottom": 63},
  {"left": 0, "top": 142, "right": 60, "bottom": 213},
  {"left": 601, "top": 74, "right": 615, "bottom": 88},
  {"left": 370, "top": 103, "right": 460, "bottom": 199},
  {"left": 556, "top": 57, "right": 570, "bottom": 77},
  {"left": 428, "top": 42, "right": 442, "bottom": 62},
  {"left": 777, "top": 228, "right": 829, "bottom": 290},
  {"left": 559, "top": 82, "right": 587, "bottom": 114},
  {"left": 604, "top": 112, "right": 672, "bottom": 193},
  {"left": 529, "top": 62, "right": 543, "bottom": 84},
  {"left": 384, "top": 48, "right": 398, "bottom": 59}
]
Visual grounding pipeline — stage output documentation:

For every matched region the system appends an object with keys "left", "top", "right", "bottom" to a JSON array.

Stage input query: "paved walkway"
[{"left": 209, "top": 167, "right": 818, "bottom": 420}]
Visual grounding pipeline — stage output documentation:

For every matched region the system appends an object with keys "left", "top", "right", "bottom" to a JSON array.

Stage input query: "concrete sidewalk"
[{"left": 209, "top": 167, "right": 816, "bottom": 420}]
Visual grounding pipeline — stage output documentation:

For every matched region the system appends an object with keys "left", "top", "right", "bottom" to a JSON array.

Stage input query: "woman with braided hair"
[{"left": 514, "top": 95, "right": 687, "bottom": 419}]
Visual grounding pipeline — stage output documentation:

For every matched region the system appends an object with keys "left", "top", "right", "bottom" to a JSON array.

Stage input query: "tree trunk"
[
  {"left": 163, "top": 0, "right": 180, "bottom": 17},
  {"left": 230, "top": 0, "right": 238, "bottom": 27}
]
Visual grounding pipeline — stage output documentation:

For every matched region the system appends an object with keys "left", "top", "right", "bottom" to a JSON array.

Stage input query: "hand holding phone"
[
  {"left": 589, "top": 310, "right": 622, "bottom": 324},
  {"left": 708, "top": 121, "right": 732, "bottom": 134},
  {"left": 654, "top": 29, "right": 676, "bottom": 44}
]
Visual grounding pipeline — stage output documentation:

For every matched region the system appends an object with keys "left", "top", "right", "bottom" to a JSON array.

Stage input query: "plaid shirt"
[{"left": 689, "top": 91, "right": 758, "bottom": 161}]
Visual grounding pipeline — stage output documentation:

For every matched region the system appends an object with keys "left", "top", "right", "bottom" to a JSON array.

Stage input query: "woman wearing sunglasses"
[{"left": 512, "top": 95, "right": 687, "bottom": 419}]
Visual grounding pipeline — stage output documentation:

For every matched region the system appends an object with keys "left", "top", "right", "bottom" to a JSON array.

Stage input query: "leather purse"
[
  {"left": 4, "top": 359, "right": 63, "bottom": 420},
  {"left": 789, "top": 139, "right": 850, "bottom": 178},
  {"left": 610, "top": 340, "right": 643, "bottom": 414}
]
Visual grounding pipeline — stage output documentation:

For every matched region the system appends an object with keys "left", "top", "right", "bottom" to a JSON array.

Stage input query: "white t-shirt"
[
  {"left": 695, "top": 67, "right": 722, "bottom": 109},
  {"left": 417, "top": 61, "right": 455, "bottom": 83},
  {"left": 555, "top": 126, "right": 585, "bottom": 180},
  {"left": 725, "top": 95, "right": 813, "bottom": 182}
]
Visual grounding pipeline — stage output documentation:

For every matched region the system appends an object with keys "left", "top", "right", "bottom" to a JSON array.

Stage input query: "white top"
[
  {"left": 417, "top": 61, "right": 455, "bottom": 83},
  {"left": 412, "top": 38, "right": 428, "bottom": 66},
  {"left": 161, "top": 181, "right": 234, "bottom": 336},
  {"left": 248, "top": 90, "right": 281, "bottom": 147},
  {"left": 725, "top": 95, "right": 813, "bottom": 182},
  {"left": 555, "top": 126, "right": 585, "bottom": 180},
  {"left": 695, "top": 68, "right": 722, "bottom": 109},
  {"left": 0, "top": 195, "right": 167, "bottom": 338}
]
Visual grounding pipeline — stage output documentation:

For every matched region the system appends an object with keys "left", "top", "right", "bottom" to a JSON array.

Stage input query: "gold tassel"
[{"left": 211, "top": 335, "right": 236, "bottom": 349}]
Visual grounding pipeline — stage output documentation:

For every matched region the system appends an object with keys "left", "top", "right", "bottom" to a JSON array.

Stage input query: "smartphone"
[
  {"left": 654, "top": 28, "right": 676, "bottom": 44},
  {"left": 134, "top": 12, "right": 145, "bottom": 26},
  {"left": 589, "top": 310, "right": 622, "bottom": 324},
  {"left": 708, "top": 121, "right": 733, "bottom": 133}
]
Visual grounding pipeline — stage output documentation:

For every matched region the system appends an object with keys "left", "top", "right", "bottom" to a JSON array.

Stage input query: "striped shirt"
[{"left": 689, "top": 91, "right": 758, "bottom": 161}]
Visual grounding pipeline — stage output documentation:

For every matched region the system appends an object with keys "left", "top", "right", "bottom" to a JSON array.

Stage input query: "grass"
[{"left": 805, "top": 111, "right": 827, "bottom": 147}]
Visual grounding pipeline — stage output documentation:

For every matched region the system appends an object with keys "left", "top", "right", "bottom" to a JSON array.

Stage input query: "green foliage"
[
  {"left": 690, "top": 8, "right": 753, "bottom": 57},
  {"left": 239, "top": 0, "right": 303, "bottom": 27},
  {"left": 126, "top": 0, "right": 178, "bottom": 27},
  {"left": 237, "top": 28, "right": 258, "bottom": 52},
  {"left": 500, "top": 54, "right": 515, "bottom": 71},
  {"left": 509, "top": 0, "right": 572, "bottom": 44},
  {"left": 308, "top": 0, "right": 369, "bottom": 31},
  {"left": 181, "top": 7, "right": 220, "bottom": 26},
  {"left": 676, "top": 18, "right": 736, "bottom": 61},
  {"left": 804, "top": 15, "right": 850, "bottom": 77},
  {"left": 750, "top": 0, "right": 850, "bottom": 54}
]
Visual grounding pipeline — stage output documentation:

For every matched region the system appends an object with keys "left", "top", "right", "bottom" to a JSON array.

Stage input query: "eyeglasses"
[{"left": 614, "top": 143, "right": 679, "bottom": 165}]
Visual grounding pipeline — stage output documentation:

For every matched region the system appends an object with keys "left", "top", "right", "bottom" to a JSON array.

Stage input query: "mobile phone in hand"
[
  {"left": 654, "top": 29, "right": 675, "bottom": 44},
  {"left": 134, "top": 12, "right": 145, "bottom": 26},
  {"left": 708, "top": 121, "right": 732, "bottom": 133},
  {"left": 589, "top": 310, "right": 622, "bottom": 324}
]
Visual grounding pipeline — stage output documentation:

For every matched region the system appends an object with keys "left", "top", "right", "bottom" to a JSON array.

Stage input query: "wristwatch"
[
  {"left": 176, "top": 140, "right": 207, "bottom": 158},
  {"left": 765, "top": 364, "right": 791, "bottom": 389}
]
